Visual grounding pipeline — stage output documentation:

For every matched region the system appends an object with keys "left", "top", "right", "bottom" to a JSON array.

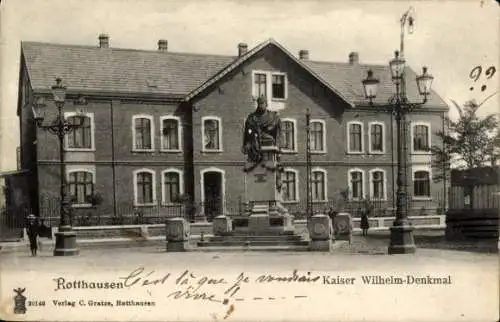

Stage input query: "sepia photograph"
[{"left": 0, "top": 0, "right": 498, "bottom": 321}]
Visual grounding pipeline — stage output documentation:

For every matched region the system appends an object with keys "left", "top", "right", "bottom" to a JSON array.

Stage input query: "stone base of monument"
[
  {"left": 213, "top": 215, "right": 232, "bottom": 236},
  {"left": 199, "top": 210, "right": 307, "bottom": 250},
  {"left": 166, "top": 241, "right": 189, "bottom": 252},
  {"left": 309, "top": 239, "right": 332, "bottom": 252},
  {"left": 308, "top": 214, "right": 334, "bottom": 252},
  {"left": 165, "top": 217, "right": 190, "bottom": 252}
]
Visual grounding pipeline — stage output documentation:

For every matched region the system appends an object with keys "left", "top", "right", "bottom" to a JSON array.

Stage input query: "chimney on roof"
[
  {"left": 349, "top": 52, "right": 359, "bottom": 64},
  {"left": 158, "top": 39, "right": 168, "bottom": 52},
  {"left": 98, "top": 34, "right": 109, "bottom": 48},
  {"left": 299, "top": 50, "right": 309, "bottom": 61},
  {"left": 238, "top": 43, "right": 248, "bottom": 57}
]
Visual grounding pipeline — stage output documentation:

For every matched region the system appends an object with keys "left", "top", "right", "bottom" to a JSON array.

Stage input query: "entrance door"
[{"left": 203, "top": 172, "right": 223, "bottom": 220}]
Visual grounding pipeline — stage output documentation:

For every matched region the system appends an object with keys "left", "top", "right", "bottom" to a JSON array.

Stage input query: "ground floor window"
[
  {"left": 311, "top": 169, "right": 326, "bottom": 201},
  {"left": 134, "top": 169, "right": 155, "bottom": 205},
  {"left": 413, "top": 170, "right": 430, "bottom": 197},
  {"left": 68, "top": 171, "right": 93, "bottom": 204},
  {"left": 281, "top": 169, "right": 298, "bottom": 202},
  {"left": 348, "top": 169, "right": 364, "bottom": 200}
]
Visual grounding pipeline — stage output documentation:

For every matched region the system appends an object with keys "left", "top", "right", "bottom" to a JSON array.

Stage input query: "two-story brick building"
[{"left": 17, "top": 35, "right": 449, "bottom": 221}]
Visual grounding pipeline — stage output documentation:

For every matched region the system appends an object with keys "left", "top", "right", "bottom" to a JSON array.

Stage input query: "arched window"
[
  {"left": 369, "top": 122, "right": 384, "bottom": 153},
  {"left": 133, "top": 115, "right": 154, "bottom": 150},
  {"left": 310, "top": 120, "right": 326, "bottom": 153},
  {"left": 65, "top": 113, "right": 93, "bottom": 150},
  {"left": 162, "top": 169, "right": 183, "bottom": 204},
  {"left": 67, "top": 171, "right": 94, "bottom": 205},
  {"left": 413, "top": 170, "right": 431, "bottom": 198},
  {"left": 348, "top": 169, "right": 364, "bottom": 200},
  {"left": 161, "top": 116, "right": 181, "bottom": 151},
  {"left": 281, "top": 119, "right": 296, "bottom": 152},
  {"left": 311, "top": 168, "right": 327, "bottom": 201},
  {"left": 202, "top": 117, "right": 222, "bottom": 151},
  {"left": 369, "top": 169, "right": 386, "bottom": 200},
  {"left": 412, "top": 123, "right": 431, "bottom": 152},
  {"left": 281, "top": 168, "right": 298, "bottom": 202},
  {"left": 134, "top": 169, "right": 156, "bottom": 205},
  {"left": 347, "top": 121, "right": 363, "bottom": 153}
]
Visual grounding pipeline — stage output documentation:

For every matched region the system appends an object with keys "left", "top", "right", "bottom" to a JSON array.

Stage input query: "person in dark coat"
[
  {"left": 26, "top": 214, "right": 40, "bottom": 256},
  {"left": 360, "top": 199, "right": 373, "bottom": 236}
]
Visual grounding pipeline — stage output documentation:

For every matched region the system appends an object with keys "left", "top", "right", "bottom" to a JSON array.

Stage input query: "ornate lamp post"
[
  {"left": 362, "top": 55, "right": 434, "bottom": 254},
  {"left": 33, "top": 78, "right": 85, "bottom": 256}
]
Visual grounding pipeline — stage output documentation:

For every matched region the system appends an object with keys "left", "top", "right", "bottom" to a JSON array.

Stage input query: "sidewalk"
[
  {"left": 0, "top": 234, "right": 214, "bottom": 253},
  {"left": 2, "top": 229, "right": 497, "bottom": 254}
]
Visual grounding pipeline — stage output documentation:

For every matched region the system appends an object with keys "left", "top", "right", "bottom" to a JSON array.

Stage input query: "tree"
[{"left": 431, "top": 100, "right": 499, "bottom": 181}]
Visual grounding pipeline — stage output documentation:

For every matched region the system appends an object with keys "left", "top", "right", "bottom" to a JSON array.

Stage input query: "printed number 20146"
[{"left": 28, "top": 300, "right": 46, "bottom": 306}]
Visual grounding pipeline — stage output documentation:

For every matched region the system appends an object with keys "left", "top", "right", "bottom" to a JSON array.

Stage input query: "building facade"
[{"left": 17, "top": 35, "right": 449, "bottom": 221}]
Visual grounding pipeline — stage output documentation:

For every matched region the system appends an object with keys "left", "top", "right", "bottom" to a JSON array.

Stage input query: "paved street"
[{"left": 2, "top": 230, "right": 497, "bottom": 272}]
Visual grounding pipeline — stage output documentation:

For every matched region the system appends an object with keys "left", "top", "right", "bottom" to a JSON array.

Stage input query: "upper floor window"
[
  {"left": 254, "top": 73, "right": 267, "bottom": 98},
  {"left": 413, "top": 170, "right": 431, "bottom": 198},
  {"left": 369, "top": 169, "right": 386, "bottom": 200},
  {"left": 68, "top": 170, "right": 94, "bottom": 205},
  {"left": 311, "top": 168, "right": 327, "bottom": 202},
  {"left": 310, "top": 120, "right": 326, "bottom": 153},
  {"left": 162, "top": 169, "right": 183, "bottom": 205},
  {"left": 281, "top": 119, "right": 296, "bottom": 152},
  {"left": 412, "top": 123, "right": 430, "bottom": 153},
  {"left": 348, "top": 169, "right": 364, "bottom": 200},
  {"left": 202, "top": 117, "right": 222, "bottom": 151},
  {"left": 347, "top": 121, "right": 363, "bottom": 153},
  {"left": 252, "top": 71, "right": 287, "bottom": 100},
  {"left": 281, "top": 169, "right": 298, "bottom": 202},
  {"left": 161, "top": 116, "right": 181, "bottom": 151},
  {"left": 65, "top": 113, "right": 94, "bottom": 150},
  {"left": 369, "top": 122, "right": 384, "bottom": 153},
  {"left": 134, "top": 169, "right": 156, "bottom": 206},
  {"left": 133, "top": 115, "right": 154, "bottom": 151},
  {"left": 272, "top": 74, "right": 285, "bottom": 99}
]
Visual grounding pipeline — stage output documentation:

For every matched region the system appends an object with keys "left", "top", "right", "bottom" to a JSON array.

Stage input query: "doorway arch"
[{"left": 200, "top": 167, "right": 226, "bottom": 220}]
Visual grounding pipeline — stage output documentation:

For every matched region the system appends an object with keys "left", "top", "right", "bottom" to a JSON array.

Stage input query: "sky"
[{"left": 0, "top": 0, "right": 498, "bottom": 172}]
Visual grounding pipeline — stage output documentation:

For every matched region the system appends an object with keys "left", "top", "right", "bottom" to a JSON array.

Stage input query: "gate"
[{"left": 0, "top": 206, "right": 27, "bottom": 240}]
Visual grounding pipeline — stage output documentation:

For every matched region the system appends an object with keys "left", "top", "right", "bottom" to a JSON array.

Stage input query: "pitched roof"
[
  {"left": 184, "top": 38, "right": 354, "bottom": 106},
  {"left": 21, "top": 41, "right": 235, "bottom": 97},
  {"left": 21, "top": 40, "right": 448, "bottom": 108},
  {"left": 303, "top": 61, "right": 445, "bottom": 107}
]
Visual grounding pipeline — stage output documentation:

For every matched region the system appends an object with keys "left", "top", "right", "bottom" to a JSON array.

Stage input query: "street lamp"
[
  {"left": 362, "top": 55, "right": 434, "bottom": 254},
  {"left": 33, "top": 77, "right": 85, "bottom": 256}
]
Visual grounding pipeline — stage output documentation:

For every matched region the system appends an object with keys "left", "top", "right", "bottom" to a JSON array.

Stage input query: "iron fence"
[
  {"left": 7, "top": 193, "right": 446, "bottom": 229},
  {"left": 0, "top": 206, "right": 29, "bottom": 239}
]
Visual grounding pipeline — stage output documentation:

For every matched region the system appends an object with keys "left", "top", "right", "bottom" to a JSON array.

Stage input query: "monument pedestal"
[{"left": 243, "top": 145, "right": 293, "bottom": 235}]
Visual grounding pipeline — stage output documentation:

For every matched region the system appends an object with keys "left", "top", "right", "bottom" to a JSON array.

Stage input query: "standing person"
[
  {"left": 26, "top": 214, "right": 40, "bottom": 256},
  {"left": 360, "top": 199, "right": 373, "bottom": 236}
]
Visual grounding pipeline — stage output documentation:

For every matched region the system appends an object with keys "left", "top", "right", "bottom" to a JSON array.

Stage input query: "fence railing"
[{"left": 28, "top": 194, "right": 446, "bottom": 227}]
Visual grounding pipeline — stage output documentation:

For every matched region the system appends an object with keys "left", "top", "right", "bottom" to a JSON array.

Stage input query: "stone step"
[
  {"left": 191, "top": 245, "right": 311, "bottom": 252},
  {"left": 209, "top": 235, "right": 303, "bottom": 242},
  {"left": 197, "top": 240, "right": 310, "bottom": 247},
  {"left": 226, "top": 230, "right": 296, "bottom": 236}
]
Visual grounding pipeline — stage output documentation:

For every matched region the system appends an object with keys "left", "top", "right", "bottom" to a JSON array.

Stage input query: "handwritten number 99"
[{"left": 469, "top": 65, "right": 496, "bottom": 92}]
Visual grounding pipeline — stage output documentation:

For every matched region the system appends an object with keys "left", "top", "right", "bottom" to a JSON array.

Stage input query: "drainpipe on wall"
[{"left": 110, "top": 100, "right": 117, "bottom": 217}]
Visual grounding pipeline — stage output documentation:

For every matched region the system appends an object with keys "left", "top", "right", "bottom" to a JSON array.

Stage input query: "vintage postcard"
[{"left": 0, "top": 0, "right": 498, "bottom": 321}]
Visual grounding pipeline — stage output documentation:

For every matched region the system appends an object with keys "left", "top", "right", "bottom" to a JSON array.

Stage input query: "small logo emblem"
[{"left": 13, "top": 287, "right": 27, "bottom": 314}]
